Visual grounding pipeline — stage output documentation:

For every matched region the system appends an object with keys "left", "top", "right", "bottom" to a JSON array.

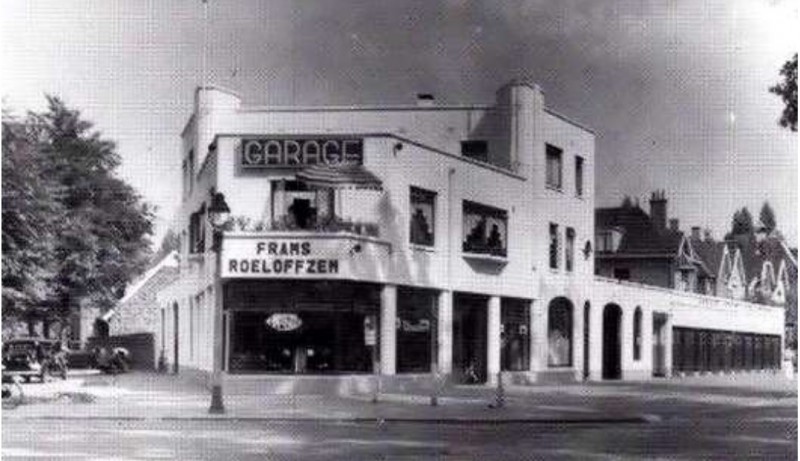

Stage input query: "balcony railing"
[{"left": 227, "top": 215, "right": 380, "bottom": 238}]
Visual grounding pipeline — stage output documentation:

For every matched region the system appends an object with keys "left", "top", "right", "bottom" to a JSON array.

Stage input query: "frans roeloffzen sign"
[
  {"left": 222, "top": 238, "right": 341, "bottom": 278},
  {"left": 240, "top": 137, "right": 363, "bottom": 168}
]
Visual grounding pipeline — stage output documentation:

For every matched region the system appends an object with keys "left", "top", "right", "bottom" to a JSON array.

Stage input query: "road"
[{"left": 3, "top": 404, "right": 796, "bottom": 460}]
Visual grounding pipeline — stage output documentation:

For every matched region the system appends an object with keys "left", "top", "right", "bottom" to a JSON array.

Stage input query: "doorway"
[
  {"left": 583, "top": 302, "right": 591, "bottom": 380},
  {"left": 452, "top": 294, "right": 488, "bottom": 384},
  {"left": 172, "top": 302, "right": 179, "bottom": 374},
  {"left": 602, "top": 304, "right": 622, "bottom": 380}
]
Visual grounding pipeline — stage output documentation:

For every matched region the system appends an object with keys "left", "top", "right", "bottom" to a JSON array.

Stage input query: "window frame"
[
  {"left": 462, "top": 200, "right": 509, "bottom": 257},
  {"left": 549, "top": 223, "right": 559, "bottom": 269},
  {"left": 565, "top": 227, "right": 575, "bottom": 272},
  {"left": 545, "top": 144, "right": 563, "bottom": 191},
  {"left": 409, "top": 187, "right": 437, "bottom": 247},
  {"left": 575, "top": 155, "right": 584, "bottom": 197}
]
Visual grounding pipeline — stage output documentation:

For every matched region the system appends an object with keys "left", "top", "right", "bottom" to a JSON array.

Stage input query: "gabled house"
[{"left": 595, "top": 191, "right": 710, "bottom": 293}]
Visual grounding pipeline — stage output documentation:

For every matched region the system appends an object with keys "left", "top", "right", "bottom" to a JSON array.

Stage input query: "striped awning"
[{"left": 295, "top": 164, "right": 383, "bottom": 190}]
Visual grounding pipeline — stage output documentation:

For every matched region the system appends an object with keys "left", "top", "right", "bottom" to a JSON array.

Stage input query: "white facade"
[{"left": 157, "top": 81, "right": 785, "bottom": 386}]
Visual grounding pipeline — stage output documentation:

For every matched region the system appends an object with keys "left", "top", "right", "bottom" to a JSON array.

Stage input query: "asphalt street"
[{"left": 3, "top": 402, "right": 796, "bottom": 460}]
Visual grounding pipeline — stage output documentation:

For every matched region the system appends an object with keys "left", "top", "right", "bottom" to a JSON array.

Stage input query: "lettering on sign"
[
  {"left": 241, "top": 138, "right": 363, "bottom": 168},
  {"left": 224, "top": 239, "right": 341, "bottom": 277}
]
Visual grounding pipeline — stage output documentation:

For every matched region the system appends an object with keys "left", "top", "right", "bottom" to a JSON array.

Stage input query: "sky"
[{"left": 2, "top": 0, "right": 798, "bottom": 248}]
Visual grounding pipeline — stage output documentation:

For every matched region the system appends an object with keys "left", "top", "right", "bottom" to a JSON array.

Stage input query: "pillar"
[
  {"left": 621, "top": 308, "right": 632, "bottom": 380},
  {"left": 380, "top": 284, "right": 397, "bottom": 375},
  {"left": 589, "top": 304, "right": 603, "bottom": 381},
  {"left": 437, "top": 291, "right": 453, "bottom": 374},
  {"left": 530, "top": 299, "right": 547, "bottom": 373},
  {"left": 664, "top": 313, "right": 674, "bottom": 378},
  {"left": 487, "top": 296, "right": 502, "bottom": 384}
]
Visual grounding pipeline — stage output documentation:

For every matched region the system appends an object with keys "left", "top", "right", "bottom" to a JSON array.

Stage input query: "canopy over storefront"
[{"left": 296, "top": 164, "right": 383, "bottom": 190}]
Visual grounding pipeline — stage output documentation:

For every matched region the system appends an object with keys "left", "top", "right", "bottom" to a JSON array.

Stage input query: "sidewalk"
[{"left": 3, "top": 372, "right": 794, "bottom": 424}]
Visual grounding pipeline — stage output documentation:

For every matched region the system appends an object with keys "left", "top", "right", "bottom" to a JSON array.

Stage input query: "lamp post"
[{"left": 207, "top": 188, "right": 230, "bottom": 414}]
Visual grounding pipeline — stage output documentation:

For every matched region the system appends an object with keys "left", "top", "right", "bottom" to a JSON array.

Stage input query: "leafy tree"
[
  {"left": 725, "top": 207, "right": 756, "bottom": 243},
  {"left": 3, "top": 96, "right": 154, "bottom": 338},
  {"left": 769, "top": 54, "right": 797, "bottom": 132},
  {"left": 1, "top": 111, "right": 61, "bottom": 331},
  {"left": 759, "top": 201, "right": 777, "bottom": 234}
]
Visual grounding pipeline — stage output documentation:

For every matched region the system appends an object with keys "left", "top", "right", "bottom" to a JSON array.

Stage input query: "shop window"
[
  {"left": 501, "top": 299, "right": 530, "bottom": 371},
  {"left": 548, "top": 298, "right": 573, "bottom": 367},
  {"left": 575, "top": 155, "right": 584, "bottom": 197},
  {"left": 409, "top": 187, "right": 436, "bottom": 247},
  {"left": 461, "top": 140, "right": 488, "bottom": 163},
  {"left": 271, "top": 180, "right": 334, "bottom": 230},
  {"left": 633, "top": 308, "right": 642, "bottom": 361},
  {"left": 549, "top": 223, "right": 559, "bottom": 269},
  {"left": 565, "top": 228, "right": 575, "bottom": 272},
  {"left": 546, "top": 144, "right": 563, "bottom": 190},
  {"left": 396, "top": 288, "right": 437, "bottom": 373},
  {"left": 462, "top": 201, "right": 508, "bottom": 257}
]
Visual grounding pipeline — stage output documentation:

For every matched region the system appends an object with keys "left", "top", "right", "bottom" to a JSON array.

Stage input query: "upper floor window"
[
  {"left": 549, "top": 223, "right": 559, "bottom": 269},
  {"left": 461, "top": 140, "right": 488, "bottom": 163},
  {"left": 575, "top": 156, "right": 584, "bottom": 197},
  {"left": 188, "top": 204, "right": 206, "bottom": 254},
  {"left": 463, "top": 201, "right": 507, "bottom": 257},
  {"left": 565, "top": 228, "right": 575, "bottom": 272},
  {"left": 546, "top": 144, "right": 563, "bottom": 190},
  {"left": 410, "top": 187, "right": 436, "bottom": 247},
  {"left": 271, "top": 180, "right": 334, "bottom": 230}
]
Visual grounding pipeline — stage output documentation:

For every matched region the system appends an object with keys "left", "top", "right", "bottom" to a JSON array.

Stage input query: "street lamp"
[{"left": 207, "top": 188, "right": 230, "bottom": 414}]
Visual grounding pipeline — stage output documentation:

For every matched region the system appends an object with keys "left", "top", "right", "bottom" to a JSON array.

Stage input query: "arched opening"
[
  {"left": 633, "top": 307, "right": 642, "bottom": 361},
  {"left": 548, "top": 297, "right": 574, "bottom": 368},
  {"left": 583, "top": 301, "right": 591, "bottom": 380},
  {"left": 602, "top": 303, "right": 623, "bottom": 379},
  {"left": 93, "top": 318, "right": 109, "bottom": 340}
]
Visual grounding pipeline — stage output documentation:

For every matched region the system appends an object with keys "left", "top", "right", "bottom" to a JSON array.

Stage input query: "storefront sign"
[
  {"left": 241, "top": 138, "right": 363, "bottom": 168},
  {"left": 265, "top": 313, "right": 303, "bottom": 332},
  {"left": 396, "top": 318, "right": 431, "bottom": 333},
  {"left": 223, "top": 239, "right": 340, "bottom": 278}
]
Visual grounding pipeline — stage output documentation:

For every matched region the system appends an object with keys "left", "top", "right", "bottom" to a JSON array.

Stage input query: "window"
[
  {"left": 409, "top": 187, "right": 436, "bottom": 246},
  {"left": 501, "top": 299, "right": 530, "bottom": 371},
  {"left": 575, "top": 156, "right": 584, "bottom": 197},
  {"left": 613, "top": 268, "right": 630, "bottom": 280},
  {"left": 462, "top": 201, "right": 508, "bottom": 257},
  {"left": 549, "top": 223, "right": 559, "bottom": 269},
  {"left": 397, "top": 288, "right": 437, "bottom": 373},
  {"left": 187, "top": 149, "right": 195, "bottom": 193},
  {"left": 565, "top": 228, "right": 575, "bottom": 272},
  {"left": 461, "top": 140, "right": 488, "bottom": 163},
  {"left": 633, "top": 308, "right": 642, "bottom": 361},
  {"left": 596, "top": 231, "right": 613, "bottom": 252},
  {"left": 188, "top": 204, "right": 206, "bottom": 254},
  {"left": 548, "top": 298, "right": 573, "bottom": 367},
  {"left": 546, "top": 144, "right": 563, "bottom": 190},
  {"left": 271, "top": 180, "right": 334, "bottom": 230}
]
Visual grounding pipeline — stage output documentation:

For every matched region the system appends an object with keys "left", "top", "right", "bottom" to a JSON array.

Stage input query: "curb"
[{"left": 2, "top": 414, "right": 658, "bottom": 425}]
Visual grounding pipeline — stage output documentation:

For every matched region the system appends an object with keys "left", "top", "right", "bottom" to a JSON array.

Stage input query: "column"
[
  {"left": 573, "top": 302, "right": 585, "bottom": 381},
  {"left": 664, "top": 314, "right": 674, "bottom": 378},
  {"left": 589, "top": 304, "right": 603, "bottom": 381},
  {"left": 621, "top": 309, "right": 632, "bottom": 380},
  {"left": 487, "top": 296, "right": 502, "bottom": 385},
  {"left": 380, "top": 284, "right": 397, "bottom": 375},
  {"left": 529, "top": 300, "right": 547, "bottom": 373},
  {"left": 437, "top": 291, "right": 453, "bottom": 375}
]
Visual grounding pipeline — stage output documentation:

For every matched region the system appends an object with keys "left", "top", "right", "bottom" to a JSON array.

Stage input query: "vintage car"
[{"left": 2, "top": 338, "right": 67, "bottom": 383}]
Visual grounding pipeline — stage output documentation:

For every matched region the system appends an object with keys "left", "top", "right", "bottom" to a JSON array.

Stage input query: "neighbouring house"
[{"left": 594, "top": 191, "right": 713, "bottom": 294}]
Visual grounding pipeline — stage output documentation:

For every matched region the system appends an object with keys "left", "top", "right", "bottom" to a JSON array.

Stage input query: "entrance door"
[
  {"left": 172, "top": 302, "right": 179, "bottom": 374},
  {"left": 652, "top": 314, "right": 667, "bottom": 377},
  {"left": 602, "top": 304, "right": 622, "bottom": 380},
  {"left": 452, "top": 294, "right": 488, "bottom": 384}
]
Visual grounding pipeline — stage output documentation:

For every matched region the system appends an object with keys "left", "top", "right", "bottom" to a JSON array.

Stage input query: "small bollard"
[
  {"left": 491, "top": 370, "right": 505, "bottom": 409},
  {"left": 430, "top": 371, "right": 440, "bottom": 407}
]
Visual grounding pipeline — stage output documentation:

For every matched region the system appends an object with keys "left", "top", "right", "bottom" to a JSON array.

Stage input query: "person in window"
[
  {"left": 410, "top": 208, "right": 431, "bottom": 244},
  {"left": 465, "top": 217, "right": 487, "bottom": 250},
  {"left": 487, "top": 223, "right": 503, "bottom": 251}
]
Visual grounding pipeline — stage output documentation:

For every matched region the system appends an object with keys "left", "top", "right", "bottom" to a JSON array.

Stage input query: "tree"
[
  {"left": 759, "top": 201, "right": 777, "bottom": 234},
  {"left": 731, "top": 207, "right": 754, "bottom": 236},
  {"left": 3, "top": 96, "right": 154, "bottom": 338},
  {"left": 1, "top": 111, "right": 62, "bottom": 331},
  {"left": 769, "top": 54, "right": 797, "bottom": 132}
]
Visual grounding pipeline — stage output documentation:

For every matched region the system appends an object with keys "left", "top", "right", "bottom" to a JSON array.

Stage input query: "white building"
[{"left": 156, "top": 81, "right": 784, "bottom": 392}]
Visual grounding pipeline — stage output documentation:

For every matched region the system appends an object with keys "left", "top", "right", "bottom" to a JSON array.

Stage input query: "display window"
[
  {"left": 396, "top": 288, "right": 437, "bottom": 373},
  {"left": 501, "top": 298, "right": 530, "bottom": 371}
]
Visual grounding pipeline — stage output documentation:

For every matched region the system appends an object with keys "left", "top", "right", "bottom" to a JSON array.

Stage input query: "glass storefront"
[
  {"left": 501, "top": 298, "right": 530, "bottom": 371},
  {"left": 226, "top": 280, "right": 379, "bottom": 374},
  {"left": 396, "top": 288, "right": 437, "bottom": 373}
]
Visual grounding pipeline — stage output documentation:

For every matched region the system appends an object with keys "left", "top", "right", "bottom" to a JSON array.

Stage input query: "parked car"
[{"left": 2, "top": 338, "right": 67, "bottom": 383}]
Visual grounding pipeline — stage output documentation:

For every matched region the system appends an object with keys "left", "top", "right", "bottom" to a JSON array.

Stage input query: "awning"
[{"left": 295, "top": 164, "right": 383, "bottom": 190}]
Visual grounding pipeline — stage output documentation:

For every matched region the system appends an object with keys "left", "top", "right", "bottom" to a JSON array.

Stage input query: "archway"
[
  {"left": 547, "top": 297, "right": 574, "bottom": 368},
  {"left": 583, "top": 301, "right": 591, "bottom": 380},
  {"left": 602, "top": 303, "right": 623, "bottom": 379}
]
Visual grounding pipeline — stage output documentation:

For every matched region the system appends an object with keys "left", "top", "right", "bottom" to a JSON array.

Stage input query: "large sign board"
[
  {"left": 241, "top": 137, "right": 363, "bottom": 168},
  {"left": 223, "top": 239, "right": 340, "bottom": 278}
]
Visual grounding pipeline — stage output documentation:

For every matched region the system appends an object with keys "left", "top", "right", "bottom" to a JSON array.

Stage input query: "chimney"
[
  {"left": 691, "top": 226, "right": 701, "bottom": 240},
  {"left": 669, "top": 218, "right": 680, "bottom": 232},
  {"left": 649, "top": 190, "right": 668, "bottom": 231},
  {"left": 416, "top": 93, "right": 435, "bottom": 107}
]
